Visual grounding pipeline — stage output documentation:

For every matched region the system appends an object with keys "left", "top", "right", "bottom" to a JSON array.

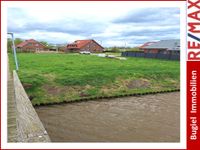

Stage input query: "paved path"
[
  {"left": 35, "top": 92, "right": 180, "bottom": 142},
  {"left": 7, "top": 65, "right": 17, "bottom": 142}
]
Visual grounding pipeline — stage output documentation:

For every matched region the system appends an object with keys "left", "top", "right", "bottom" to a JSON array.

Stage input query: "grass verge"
[{"left": 9, "top": 53, "right": 180, "bottom": 105}]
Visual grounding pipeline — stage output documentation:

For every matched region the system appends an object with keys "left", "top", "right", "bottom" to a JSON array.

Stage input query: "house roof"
[
  {"left": 139, "top": 42, "right": 157, "bottom": 48},
  {"left": 67, "top": 39, "right": 104, "bottom": 49},
  {"left": 143, "top": 39, "right": 180, "bottom": 51},
  {"left": 16, "top": 39, "right": 44, "bottom": 48}
]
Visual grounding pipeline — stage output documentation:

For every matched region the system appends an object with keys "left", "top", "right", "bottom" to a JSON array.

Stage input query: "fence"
[{"left": 121, "top": 51, "right": 180, "bottom": 61}]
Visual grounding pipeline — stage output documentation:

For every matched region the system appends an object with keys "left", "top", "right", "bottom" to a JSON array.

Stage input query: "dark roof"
[{"left": 143, "top": 39, "right": 180, "bottom": 51}]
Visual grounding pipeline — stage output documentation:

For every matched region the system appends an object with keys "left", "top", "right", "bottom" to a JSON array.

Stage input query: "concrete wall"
[{"left": 13, "top": 70, "right": 51, "bottom": 142}]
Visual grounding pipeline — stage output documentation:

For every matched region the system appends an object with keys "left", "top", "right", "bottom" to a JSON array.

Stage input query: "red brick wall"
[
  {"left": 80, "top": 41, "right": 103, "bottom": 53},
  {"left": 65, "top": 48, "right": 79, "bottom": 53}
]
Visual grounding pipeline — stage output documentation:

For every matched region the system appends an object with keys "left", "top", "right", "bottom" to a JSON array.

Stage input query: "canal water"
[{"left": 35, "top": 92, "right": 180, "bottom": 142}]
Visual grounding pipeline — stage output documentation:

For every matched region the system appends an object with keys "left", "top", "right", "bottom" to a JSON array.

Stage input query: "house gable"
[{"left": 66, "top": 39, "right": 104, "bottom": 53}]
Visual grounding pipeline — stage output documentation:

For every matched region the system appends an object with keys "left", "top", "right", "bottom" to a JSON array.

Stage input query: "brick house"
[
  {"left": 16, "top": 39, "right": 47, "bottom": 52},
  {"left": 66, "top": 39, "right": 104, "bottom": 53},
  {"left": 141, "top": 39, "right": 180, "bottom": 54}
]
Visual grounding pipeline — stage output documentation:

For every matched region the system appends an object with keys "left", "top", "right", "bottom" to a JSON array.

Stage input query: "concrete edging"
[
  {"left": 35, "top": 88, "right": 180, "bottom": 107},
  {"left": 13, "top": 70, "right": 51, "bottom": 142}
]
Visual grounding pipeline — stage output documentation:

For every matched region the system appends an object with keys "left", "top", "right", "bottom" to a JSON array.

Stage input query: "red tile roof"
[
  {"left": 67, "top": 39, "right": 103, "bottom": 49},
  {"left": 16, "top": 39, "right": 43, "bottom": 48},
  {"left": 139, "top": 42, "right": 157, "bottom": 48},
  {"left": 67, "top": 40, "right": 91, "bottom": 49}
]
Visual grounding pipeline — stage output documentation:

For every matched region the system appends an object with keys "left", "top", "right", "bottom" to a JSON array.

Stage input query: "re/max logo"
[{"left": 187, "top": 0, "right": 200, "bottom": 60}]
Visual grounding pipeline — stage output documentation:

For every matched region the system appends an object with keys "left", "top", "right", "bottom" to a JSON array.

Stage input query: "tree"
[
  {"left": 7, "top": 38, "right": 23, "bottom": 53},
  {"left": 111, "top": 46, "right": 120, "bottom": 52},
  {"left": 15, "top": 38, "right": 23, "bottom": 45},
  {"left": 40, "top": 41, "right": 48, "bottom": 47},
  {"left": 7, "top": 38, "right": 12, "bottom": 53}
]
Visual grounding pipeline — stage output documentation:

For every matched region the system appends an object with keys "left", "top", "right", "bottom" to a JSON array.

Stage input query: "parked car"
[
  {"left": 79, "top": 51, "right": 91, "bottom": 54},
  {"left": 97, "top": 54, "right": 106, "bottom": 57},
  {"left": 106, "top": 55, "right": 116, "bottom": 58}
]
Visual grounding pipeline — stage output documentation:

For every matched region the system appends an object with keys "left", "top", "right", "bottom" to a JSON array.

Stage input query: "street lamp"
[{"left": 8, "top": 32, "right": 19, "bottom": 71}]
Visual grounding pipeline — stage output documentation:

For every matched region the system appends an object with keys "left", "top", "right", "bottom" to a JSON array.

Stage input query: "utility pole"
[
  {"left": 8, "top": 32, "right": 19, "bottom": 71},
  {"left": 56, "top": 44, "right": 59, "bottom": 53},
  {"left": 124, "top": 42, "right": 126, "bottom": 52}
]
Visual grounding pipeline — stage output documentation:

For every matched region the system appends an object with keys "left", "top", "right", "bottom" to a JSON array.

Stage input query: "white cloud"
[{"left": 7, "top": 2, "right": 180, "bottom": 47}]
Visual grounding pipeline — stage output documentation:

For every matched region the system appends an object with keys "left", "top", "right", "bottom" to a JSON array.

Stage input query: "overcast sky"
[{"left": 7, "top": 3, "right": 180, "bottom": 47}]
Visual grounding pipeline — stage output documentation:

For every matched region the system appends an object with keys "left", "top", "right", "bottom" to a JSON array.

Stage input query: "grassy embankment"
[{"left": 9, "top": 53, "right": 180, "bottom": 105}]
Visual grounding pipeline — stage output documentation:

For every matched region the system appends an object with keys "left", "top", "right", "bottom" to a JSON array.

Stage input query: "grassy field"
[{"left": 9, "top": 53, "right": 180, "bottom": 105}]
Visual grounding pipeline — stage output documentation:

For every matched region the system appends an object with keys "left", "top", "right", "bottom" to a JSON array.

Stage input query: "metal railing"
[{"left": 8, "top": 32, "right": 19, "bottom": 71}]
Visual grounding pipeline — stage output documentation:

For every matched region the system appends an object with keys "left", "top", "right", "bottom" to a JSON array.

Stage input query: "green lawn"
[{"left": 9, "top": 53, "right": 180, "bottom": 105}]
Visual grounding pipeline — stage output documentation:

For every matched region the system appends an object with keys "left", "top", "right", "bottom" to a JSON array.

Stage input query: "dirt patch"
[
  {"left": 79, "top": 85, "right": 93, "bottom": 97},
  {"left": 100, "top": 78, "right": 151, "bottom": 95},
  {"left": 43, "top": 85, "right": 68, "bottom": 95},
  {"left": 126, "top": 79, "right": 150, "bottom": 89},
  {"left": 79, "top": 92, "right": 90, "bottom": 97},
  {"left": 22, "top": 83, "right": 33, "bottom": 89},
  {"left": 100, "top": 84, "right": 120, "bottom": 95},
  {"left": 43, "top": 84, "right": 92, "bottom": 97}
]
